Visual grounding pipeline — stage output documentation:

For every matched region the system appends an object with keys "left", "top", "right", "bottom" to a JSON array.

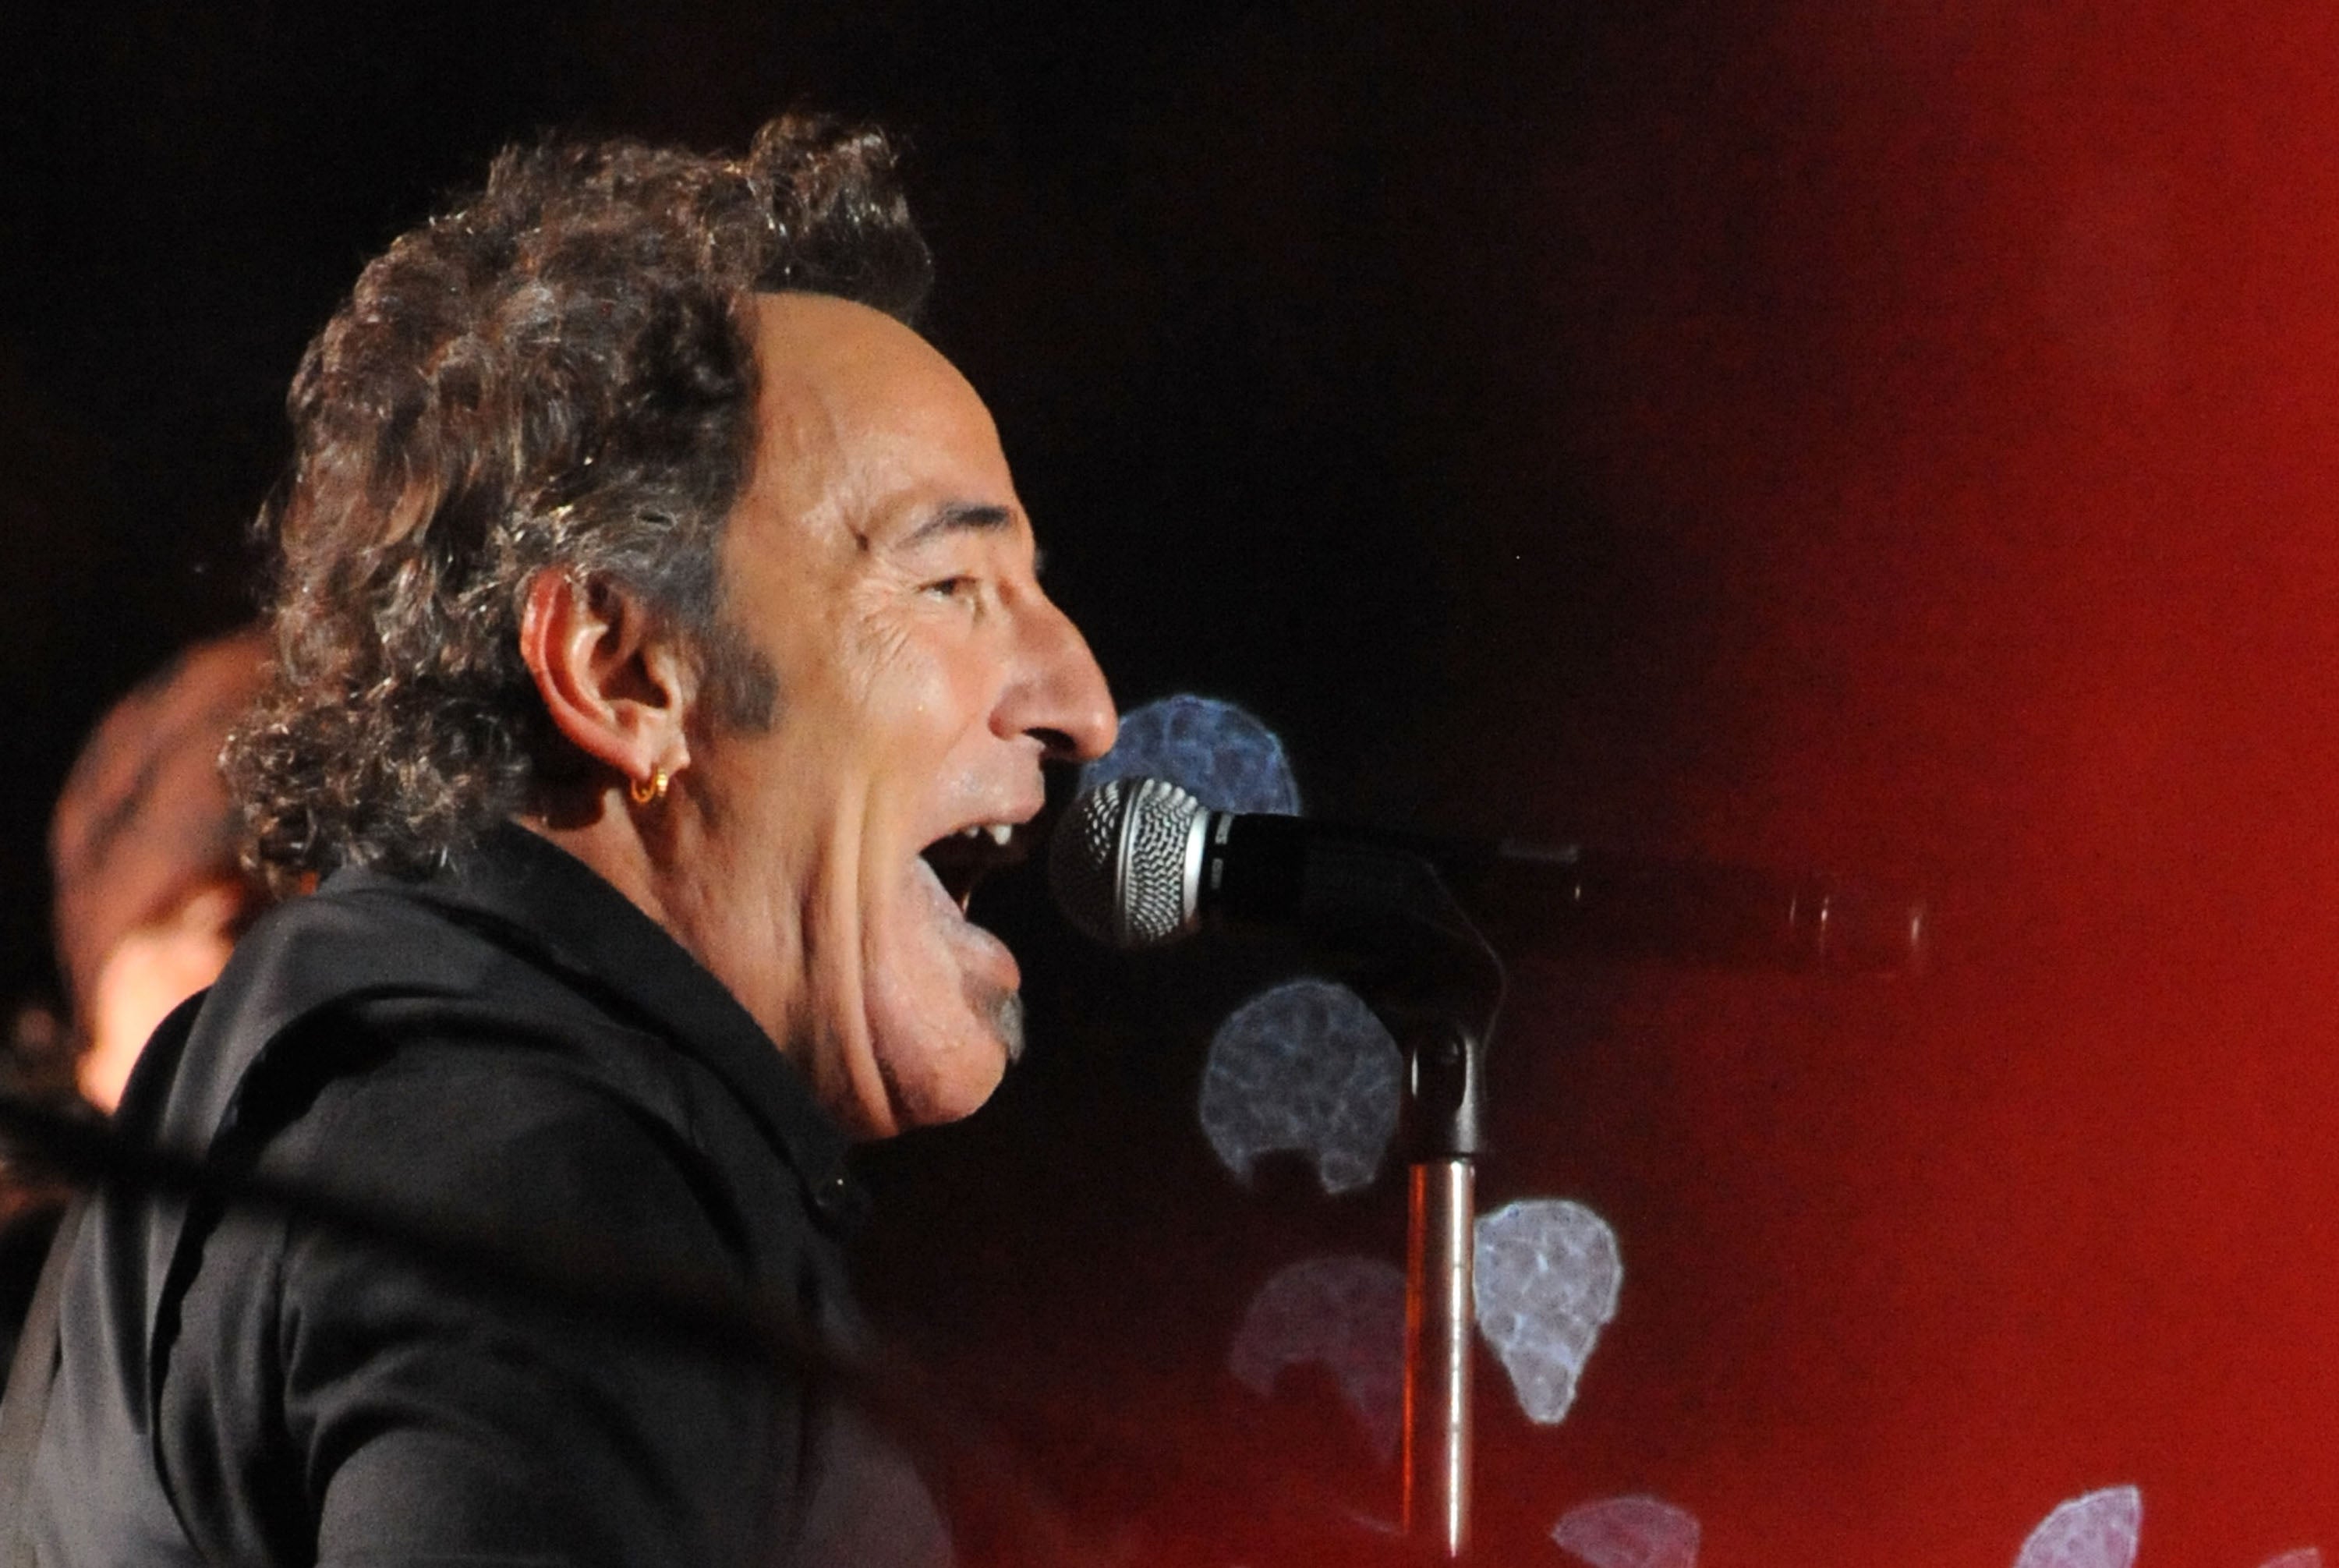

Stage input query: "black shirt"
[{"left": 15, "top": 826, "right": 949, "bottom": 1566}]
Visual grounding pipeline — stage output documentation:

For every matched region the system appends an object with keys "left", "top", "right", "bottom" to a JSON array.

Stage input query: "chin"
[{"left": 879, "top": 991, "right": 1022, "bottom": 1131}]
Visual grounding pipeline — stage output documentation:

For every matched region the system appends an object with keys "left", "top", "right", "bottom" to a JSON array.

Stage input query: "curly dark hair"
[{"left": 226, "top": 117, "right": 934, "bottom": 892}]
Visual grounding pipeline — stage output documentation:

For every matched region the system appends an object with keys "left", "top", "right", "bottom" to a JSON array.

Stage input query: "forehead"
[{"left": 738, "top": 292, "right": 1016, "bottom": 543}]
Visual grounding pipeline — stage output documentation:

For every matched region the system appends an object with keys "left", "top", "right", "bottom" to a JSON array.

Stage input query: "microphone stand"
[
  {"left": 1400, "top": 1018, "right": 1483, "bottom": 1561},
  {"left": 1348, "top": 868, "right": 1506, "bottom": 1563}
]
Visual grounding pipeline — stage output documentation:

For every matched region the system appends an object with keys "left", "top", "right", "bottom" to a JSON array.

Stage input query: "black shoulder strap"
[{"left": 0, "top": 1193, "right": 87, "bottom": 1566}]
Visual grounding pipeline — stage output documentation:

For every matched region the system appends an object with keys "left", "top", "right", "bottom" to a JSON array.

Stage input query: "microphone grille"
[{"left": 1049, "top": 777, "right": 1208, "bottom": 950}]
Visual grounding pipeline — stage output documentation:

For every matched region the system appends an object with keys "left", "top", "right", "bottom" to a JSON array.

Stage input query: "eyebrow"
[{"left": 900, "top": 501, "right": 1017, "bottom": 547}]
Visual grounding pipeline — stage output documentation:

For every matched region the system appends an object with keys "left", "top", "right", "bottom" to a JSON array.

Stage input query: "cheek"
[
  {"left": 84, "top": 924, "right": 237, "bottom": 1110},
  {"left": 841, "top": 601, "right": 1003, "bottom": 747},
  {"left": 755, "top": 621, "right": 959, "bottom": 806}
]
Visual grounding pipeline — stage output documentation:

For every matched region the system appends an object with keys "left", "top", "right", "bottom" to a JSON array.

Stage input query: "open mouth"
[{"left": 918, "top": 821, "right": 1029, "bottom": 915}]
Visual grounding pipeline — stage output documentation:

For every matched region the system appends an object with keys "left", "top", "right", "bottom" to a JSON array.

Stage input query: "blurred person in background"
[
  {"left": 45, "top": 627, "right": 273, "bottom": 1113},
  {"left": 0, "top": 627, "right": 272, "bottom": 1379}
]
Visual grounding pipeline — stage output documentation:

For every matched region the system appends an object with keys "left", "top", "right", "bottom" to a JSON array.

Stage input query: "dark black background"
[{"left": 0, "top": 0, "right": 1615, "bottom": 1008}]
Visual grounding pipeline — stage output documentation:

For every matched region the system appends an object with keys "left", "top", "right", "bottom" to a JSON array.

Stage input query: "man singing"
[{"left": 5, "top": 116, "right": 1115, "bottom": 1565}]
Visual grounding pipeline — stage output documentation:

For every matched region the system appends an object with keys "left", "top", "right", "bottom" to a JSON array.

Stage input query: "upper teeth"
[{"left": 959, "top": 823, "right": 1014, "bottom": 846}]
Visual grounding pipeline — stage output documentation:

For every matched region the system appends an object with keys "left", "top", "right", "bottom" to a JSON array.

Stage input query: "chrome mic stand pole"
[
  {"left": 1404, "top": 1153, "right": 1474, "bottom": 1556},
  {"left": 1397, "top": 1014, "right": 1489, "bottom": 1562},
  {"left": 1336, "top": 850, "right": 1499, "bottom": 1566}
]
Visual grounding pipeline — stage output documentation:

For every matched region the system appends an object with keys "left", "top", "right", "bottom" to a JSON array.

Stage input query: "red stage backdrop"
[{"left": 1419, "top": 2, "right": 2339, "bottom": 1561}]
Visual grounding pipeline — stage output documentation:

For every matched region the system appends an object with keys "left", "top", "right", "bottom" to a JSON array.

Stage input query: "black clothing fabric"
[
  {"left": 9, "top": 826, "right": 949, "bottom": 1566},
  {"left": 0, "top": 1199, "right": 64, "bottom": 1396}
]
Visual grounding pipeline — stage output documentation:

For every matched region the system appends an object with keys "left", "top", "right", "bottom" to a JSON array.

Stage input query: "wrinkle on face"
[{"left": 653, "top": 291, "right": 1113, "bottom": 1139}]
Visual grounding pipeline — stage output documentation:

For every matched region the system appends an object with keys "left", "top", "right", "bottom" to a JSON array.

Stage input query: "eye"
[{"left": 921, "top": 574, "right": 994, "bottom": 617}]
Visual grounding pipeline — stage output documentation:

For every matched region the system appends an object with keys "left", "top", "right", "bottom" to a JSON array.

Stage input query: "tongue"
[
  {"left": 915, "top": 855, "right": 958, "bottom": 913},
  {"left": 911, "top": 851, "right": 1022, "bottom": 990}
]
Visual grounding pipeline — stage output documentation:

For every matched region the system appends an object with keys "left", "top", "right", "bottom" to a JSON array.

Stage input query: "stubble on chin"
[{"left": 981, "top": 983, "right": 1026, "bottom": 1065}]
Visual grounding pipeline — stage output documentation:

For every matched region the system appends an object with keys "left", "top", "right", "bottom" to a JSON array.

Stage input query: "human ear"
[{"left": 518, "top": 568, "right": 697, "bottom": 789}]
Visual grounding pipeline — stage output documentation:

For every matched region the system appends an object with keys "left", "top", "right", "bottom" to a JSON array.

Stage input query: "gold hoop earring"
[{"left": 628, "top": 767, "right": 670, "bottom": 807}]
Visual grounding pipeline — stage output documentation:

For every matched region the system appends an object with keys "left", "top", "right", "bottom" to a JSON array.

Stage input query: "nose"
[{"left": 1002, "top": 593, "right": 1118, "bottom": 763}]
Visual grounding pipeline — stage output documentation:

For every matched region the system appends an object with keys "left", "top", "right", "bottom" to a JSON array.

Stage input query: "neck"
[
  {"left": 517, "top": 787, "right": 673, "bottom": 933},
  {"left": 512, "top": 788, "right": 812, "bottom": 1084}
]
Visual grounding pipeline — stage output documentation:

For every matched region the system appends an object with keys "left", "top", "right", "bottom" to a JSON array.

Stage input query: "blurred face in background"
[
  {"left": 48, "top": 630, "right": 273, "bottom": 1113},
  {"left": 76, "top": 878, "right": 252, "bottom": 1110}
]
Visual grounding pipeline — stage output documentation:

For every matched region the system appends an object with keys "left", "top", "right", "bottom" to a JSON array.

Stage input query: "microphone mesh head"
[{"left": 1049, "top": 777, "right": 1207, "bottom": 950}]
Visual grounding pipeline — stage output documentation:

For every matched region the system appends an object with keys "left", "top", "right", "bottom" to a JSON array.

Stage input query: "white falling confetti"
[
  {"left": 1226, "top": 1254, "right": 1407, "bottom": 1462},
  {"left": 1552, "top": 1495, "right": 1700, "bottom": 1568},
  {"left": 1472, "top": 1198, "right": 1622, "bottom": 1425},
  {"left": 2012, "top": 1486, "right": 2140, "bottom": 1568},
  {"left": 2259, "top": 1552, "right": 2323, "bottom": 1568},
  {"left": 1200, "top": 979, "right": 1402, "bottom": 1195}
]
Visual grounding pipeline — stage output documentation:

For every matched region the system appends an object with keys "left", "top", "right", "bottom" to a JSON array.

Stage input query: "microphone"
[{"left": 1049, "top": 777, "right": 1927, "bottom": 972}]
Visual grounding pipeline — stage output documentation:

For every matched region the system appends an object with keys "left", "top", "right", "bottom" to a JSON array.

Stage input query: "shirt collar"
[{"left": 349, "top": 823, "right": 866, "bottom": 1231}]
